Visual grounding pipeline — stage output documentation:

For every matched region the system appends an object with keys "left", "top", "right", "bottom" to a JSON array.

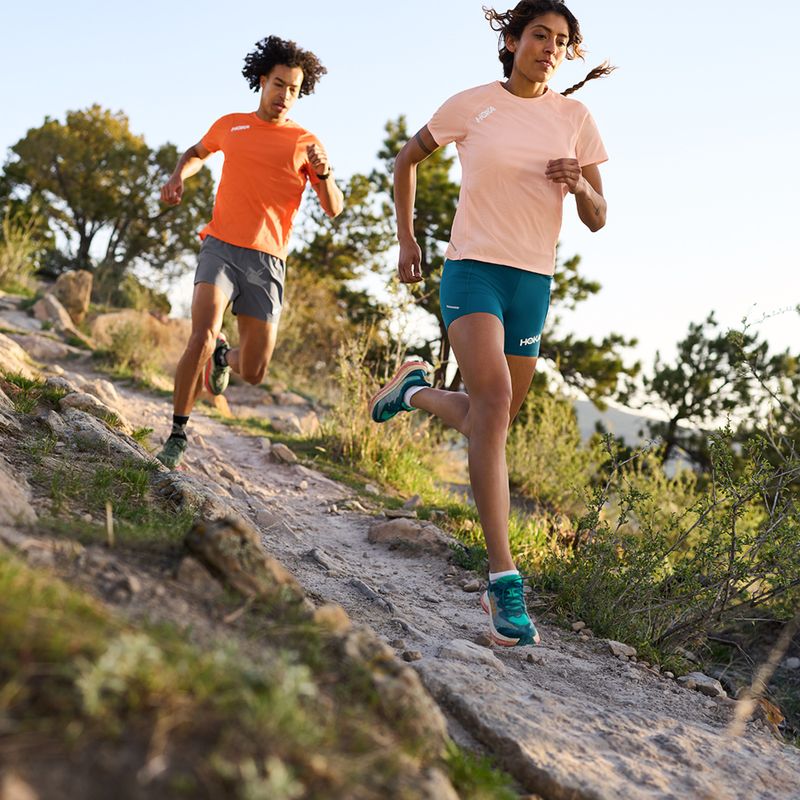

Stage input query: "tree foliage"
[
  {"left": 3, "top": 105, "right": 215, "bottom": 303},
  {"left": 641, "top": 313, "right": 793, "bottom": 468}
]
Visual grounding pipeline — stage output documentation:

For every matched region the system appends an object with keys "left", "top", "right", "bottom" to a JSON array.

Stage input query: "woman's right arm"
[
  {"left": 394, "top": 125, "right": 440, "bottom": 284},
  {"left": 160, "top": 141, "right": 212, "bottom": 206}
]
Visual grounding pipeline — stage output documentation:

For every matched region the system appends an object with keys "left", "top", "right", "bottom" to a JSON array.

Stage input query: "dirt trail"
[{"left": 3, "top": 309, "right": 800, "bottom": 799}]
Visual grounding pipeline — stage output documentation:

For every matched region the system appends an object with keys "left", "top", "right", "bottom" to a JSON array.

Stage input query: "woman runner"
[{"left": 370, "top": 0, "right": 613, "bottom": 646}]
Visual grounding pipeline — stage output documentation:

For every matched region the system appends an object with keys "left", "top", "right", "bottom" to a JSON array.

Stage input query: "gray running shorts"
[{"left": 194, "top": 235, "right": 285, "bottom": 322}]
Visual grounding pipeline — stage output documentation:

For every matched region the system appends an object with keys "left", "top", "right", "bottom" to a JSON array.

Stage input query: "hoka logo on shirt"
[
  {"left": 475, "top": 105, "right": 496, "bottom": 123},
  {"left": 230, "top": 125, "right": 251, "bottom": 132},
  {"left": 520, "top": 334, "right": 541, "bottom": 347}
]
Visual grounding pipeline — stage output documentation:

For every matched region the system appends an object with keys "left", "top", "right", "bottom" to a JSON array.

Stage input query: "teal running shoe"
[
  {"left": 369, "top": 359, "right": 432, "bottom": 423},
  {"left": 155, "top": 434, "right": 188, "bottom": 469},
  {"left": 480, "top": 574, "right": 540, "bottom": 646},
  {"left": 203, "top": 332, "right": 231, "bottom": 396}
]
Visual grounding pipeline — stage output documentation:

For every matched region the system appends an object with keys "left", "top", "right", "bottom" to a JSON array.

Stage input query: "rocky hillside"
[{"left": 2, "top": 284, "right": 800, "bottom": 800}]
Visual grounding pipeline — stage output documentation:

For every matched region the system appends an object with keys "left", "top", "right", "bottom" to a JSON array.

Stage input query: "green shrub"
[
  {"left": 507, "top": 389, "right": 602, "bottom": 516},
  {"left": 0, "top": 212, "right": 39, "bottom": 293}
]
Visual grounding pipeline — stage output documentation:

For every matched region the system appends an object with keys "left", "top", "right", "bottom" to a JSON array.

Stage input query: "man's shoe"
[
  {"left": 203, "top": 332, "right": 231, "bottom": 396},
  {"left": 155, "top": 434, "right": 188, "bottom": 469},
  {"left": 369, "top": 359, "right": 432, "bottom": 423},
  {"left": 480, "top": 574, "right": 540, "bottom": 646}
]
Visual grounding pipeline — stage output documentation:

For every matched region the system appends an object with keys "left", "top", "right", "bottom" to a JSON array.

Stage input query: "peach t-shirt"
[
  {"left": 199, "top": 112, "right": 322, "bottom": 260},
  {"left": 427, "top": 82, "right": 608, "bottom": 275}
]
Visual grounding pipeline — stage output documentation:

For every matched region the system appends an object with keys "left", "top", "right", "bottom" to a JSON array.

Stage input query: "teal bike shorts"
[{"left": 439, "top": 258, "right": 552, "bottom": 357}]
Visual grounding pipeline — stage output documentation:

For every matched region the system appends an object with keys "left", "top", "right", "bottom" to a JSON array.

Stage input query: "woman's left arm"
[{"left": 546, "top": 159, "right": 606, "bottom": 232}]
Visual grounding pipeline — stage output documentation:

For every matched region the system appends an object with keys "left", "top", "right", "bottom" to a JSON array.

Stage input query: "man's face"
[{"left": 259, "top": 65, "right": 304, "bottom": 122}]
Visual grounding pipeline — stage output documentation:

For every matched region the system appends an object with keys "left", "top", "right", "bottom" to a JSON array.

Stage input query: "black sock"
[
  {"left": 171, "top": 414, "right": 189, "bottom": 439},
  {"left": 213, "top": 341, "right": 229, "bottom": 368}
]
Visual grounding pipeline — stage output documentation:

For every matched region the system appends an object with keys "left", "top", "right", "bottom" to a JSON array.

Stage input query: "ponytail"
[{"left": 561, "top": 61, "right": 616, "bottom": 96}]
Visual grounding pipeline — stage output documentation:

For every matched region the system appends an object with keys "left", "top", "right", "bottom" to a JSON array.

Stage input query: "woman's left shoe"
[{"left": 369, "top": 359, "right": 432, "bottom": 423}]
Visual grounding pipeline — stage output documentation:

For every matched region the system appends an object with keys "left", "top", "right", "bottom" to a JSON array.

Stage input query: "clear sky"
[{"left": 2, "top": 0, "right": 798, "bottom": 372}]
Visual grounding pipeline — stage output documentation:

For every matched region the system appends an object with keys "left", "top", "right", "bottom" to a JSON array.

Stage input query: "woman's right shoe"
[
  {"left": 480, "top": 574, "right": 541, "bottom": 646},
  {"left": 369, "top": 359, "right": 433, "bottom": 423}
]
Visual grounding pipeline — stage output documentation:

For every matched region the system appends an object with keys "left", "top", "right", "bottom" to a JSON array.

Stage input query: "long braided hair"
[{"left": 483, "top": 1, "right": 614, "bottom": 96}]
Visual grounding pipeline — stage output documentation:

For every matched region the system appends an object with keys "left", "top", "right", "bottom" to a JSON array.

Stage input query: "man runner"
[{"left": 156, "top": 35, "right": 343, "bottom": 469}]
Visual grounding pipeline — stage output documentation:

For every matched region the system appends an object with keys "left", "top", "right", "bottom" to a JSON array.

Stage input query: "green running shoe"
[
  {"left": 155, "top": 434, "right": 188, "bottom": 469},
  {"left": 369, "top": 359, "right": 432, "bottom": 423},
  {"left": 480, "top": 574, "right": 540, "bottom": 646},
  {"left": 203, "top": 332, "right": 231, "bottom": 396}
]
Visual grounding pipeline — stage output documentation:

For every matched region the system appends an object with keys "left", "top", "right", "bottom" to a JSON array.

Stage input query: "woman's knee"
[{"left": 468, "top": 391, "right": 513, "bottom": 432}]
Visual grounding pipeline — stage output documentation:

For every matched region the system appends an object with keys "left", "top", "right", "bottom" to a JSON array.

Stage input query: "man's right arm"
[{"left": 160, "top": 141, "right": 212, "bottom": 205}]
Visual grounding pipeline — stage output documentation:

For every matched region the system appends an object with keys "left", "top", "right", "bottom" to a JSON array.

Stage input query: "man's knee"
[
  {"left": 186, "top": 329, "right": 217, "bottom": 362},
  {"left": 240, "top": 362, "right": 268, "bottom": 385}
]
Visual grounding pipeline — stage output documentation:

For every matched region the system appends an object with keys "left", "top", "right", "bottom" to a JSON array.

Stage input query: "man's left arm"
[{"left": 307, "top": 143, "right": 344, "bottom": 218}]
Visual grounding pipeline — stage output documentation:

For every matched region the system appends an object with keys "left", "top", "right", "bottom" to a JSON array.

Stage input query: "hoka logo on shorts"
[
  {"left": 520, "top": 334, "right": 541, "bottom": 347},
  {"left": 230, "top": 125, "right": 251, "bottom": 132},
  {"left": 475, "top": 105, "right": 496, "bottom": 123}
]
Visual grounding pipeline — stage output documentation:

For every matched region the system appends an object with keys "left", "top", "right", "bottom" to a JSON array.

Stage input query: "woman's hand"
[
  {"left": 545, "top": 158, "right": 583, "bottom": 194},
  {"left": 398, "top": 238, "right": 423, "bottom": 283}
]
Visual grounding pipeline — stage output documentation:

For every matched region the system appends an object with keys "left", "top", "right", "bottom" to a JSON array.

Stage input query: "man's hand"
[
  {"left": 398, "top": 239, "right": 423, "bottom": 284},
  {"left": 307, "top": 144, "right": 330, "bottom": 178},
  {"left": 161, "top": 174, "right": 184, "bottom": 205},
  {"left": 545, "top": 158, "right": 583, "bottom": 194}
]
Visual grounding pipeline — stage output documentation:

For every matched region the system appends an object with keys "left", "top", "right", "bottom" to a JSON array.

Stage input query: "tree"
[
  {"left": 275, "top": 172, "right": 397, "bottom": 376},
  {"left": 2, "top": 105, "right": 215, "bottom": 302},
  {"left": 374, "top": 116, "right": 637, "bottom": 401},
  {"left": 640, "top": 313, "right": 791, "bottom": 468}
]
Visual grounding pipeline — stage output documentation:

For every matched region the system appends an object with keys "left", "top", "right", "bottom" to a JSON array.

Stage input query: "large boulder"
[
  {"left": 368, "top": 517, "right": 457, "bottom": 557},
  {"left": 0, "top": 332, "right": 37, "bottom": 378},
  {"left": 0, "top": 454, "right": 36, "bottom": 527},
  {"left": 32, "top": 294, "right": 79, "bottom": 336},
  {"left": 52, "top": 269, "right": 92, "bottom": 325},
  {"left": 89, "top": 310, "right": 191, "bottom": 374}
]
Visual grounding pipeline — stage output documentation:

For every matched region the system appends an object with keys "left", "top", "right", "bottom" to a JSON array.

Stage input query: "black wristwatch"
[{"left": 315, "top": 171, "right": 331, "bottom": 180}]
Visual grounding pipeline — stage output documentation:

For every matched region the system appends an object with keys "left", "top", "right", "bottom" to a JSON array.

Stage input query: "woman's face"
[{"left": 506, "top": 12, "right": 570, "bottom": 83}]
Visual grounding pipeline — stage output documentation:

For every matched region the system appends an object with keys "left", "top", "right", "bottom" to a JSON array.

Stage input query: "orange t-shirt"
[
  {"left": 427, "top": 82, "right": 608, "bottom": 275},
  {"left": 199, "top": 112, "right": 322, "bottom": 260}
]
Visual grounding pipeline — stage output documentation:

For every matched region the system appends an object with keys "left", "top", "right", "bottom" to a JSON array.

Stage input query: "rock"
[
  {"left": 60, "top": 392, "right": 132, "bottom": 434},
  {"left": 438, "top": 639, "right": 505, "bottom": 673},
  {"left": 81, "top": 378, "right": 122, "bottom": 412},
  {"left": 461, "top": 579, "right": 481, "bottom": 593},
  {"left": 349, "top": 577, "right": 395, "bottom": 612},
  {"left": 579, "top": 629, "right": 594, "bottom": 638},
  {"left": 526, "top": 652, "right": 545, "bottom": 665},
  {"left": 7, "top": 333, "right": 83, "bottom": 361},
  {"left": 677, "top": 672, "right": 727, "bottom": 698},
  {"left": 364, "top": 483, "right": 381, "bottom": 496},
  {"left": 384, "top": 508, "right": 418, "bottom": 519},
  {"left": 38, "top": 409, "right": 66, "bottom": 437},
  {"left": 52, "top": 269, "right": 92, "bottom": 325},
  {"left": 390, "top": 638, "right": 406, "bottom": 649},
  {"left": 402, "top": 494, "right": 423, "bottom": 509},
  {"left": 255, "top": 508, "right": 281, "bottom": 528},
  {"left": 607, "top": 640, "right": 637, "bottom": 659},
  {"left": 674, "top": 646, "right": 700, "bottom": 663},
  {"left": 275, "top": 390, "right": 308, "bottom": 406},
  {"left": 368, "top": 517, "right": 457, "bottom": 557},
  {"left": 337, "top": 627, "right": 448, "bottom": 747},
  {"left": 32, "top": 293, "right": 81, "bottom": 337},
  {"left": 782, "top": 657, "right": 800, "bottom": 670},
  {"left": 403, "top": 650, "right": 423, "bottom": 662},
  {"left": 0, "top": 332, "right": 36, "bottom": 378},
  {"left": 0, "top": 455, "right": 37, "bottom": 526},
  {"left": 474, "top": 633, "right": 493, "bottom": 648},
  {"left": 185, "top": 517, "right": 309, "bottom": 610},
  {"left": 45, "top": 376, "right": 80, "bottom": 394},
  {"left": 664, "top": 671, "right": 675, "bottom": 679},
  {"left": 0, "top": 772, "right": 39, "bottom": 800},
  {"left": 175, "top": 556, "right": 223, "bottom": 598},
  {"left": 571, "top": 621, "right": 587, "bottom": 632},
  {"left": 271, "top": 442, "right": 298, "bottom": 464},
  {"left": 270, "top": 412, "right": 304, "bottom": 435}
]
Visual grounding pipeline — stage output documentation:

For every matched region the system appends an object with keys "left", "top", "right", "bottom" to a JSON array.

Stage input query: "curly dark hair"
[
  {"left": 484, "top": 1, "right": 615, "bottom": 95},
  {"left": 241, "top": 36, "right": 327, "bottom": 97}
]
